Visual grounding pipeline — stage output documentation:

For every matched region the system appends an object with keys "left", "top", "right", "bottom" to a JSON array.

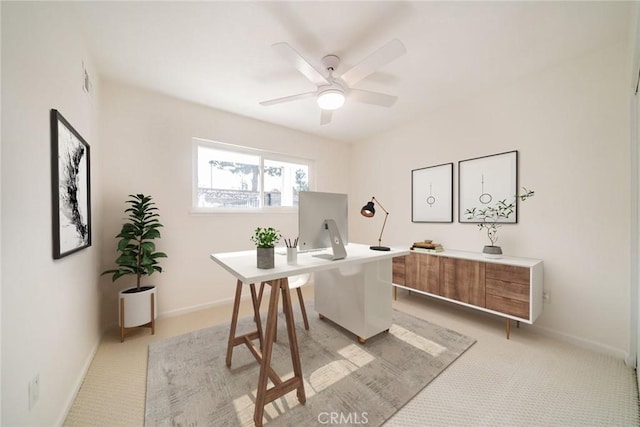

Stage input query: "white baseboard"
[
  {"left": 396, "top": 286, "right": 632, "bottom": 365},
  {"left": 532, "top": 324, "right": 630, "bottom": 364},
  {"left": 56, "top": 334, "right": 102, "bottom": 427},
  {"left": 59, "top": 294, "right": 248, "bottom": 425},
  {"left": 111, "top": 289, "right": 635, "bottom": 367},
  {"left": 159, "top": 281, "right": 316, "bottom": 320},
  {"left": 159, "top": 293, "right": 253, "bottom": 319},
  {"left": 102, "top": 293, "right": 255, "bottom": 332}
]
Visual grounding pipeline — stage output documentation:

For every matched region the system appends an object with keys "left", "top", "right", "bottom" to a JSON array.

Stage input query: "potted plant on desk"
[
  {"left": 251, "top": 227, "right": 281, "bottom": 269},
  {"left": 465, "top": 188, "right": 535, "bottom": 258},
  {"left": 102, "top": 194, "right": 167, "bottom": 341}
]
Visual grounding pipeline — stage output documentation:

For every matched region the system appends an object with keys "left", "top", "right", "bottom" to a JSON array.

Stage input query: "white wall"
[
  {"left": 1, "top": 3, "right": 103, "bottom": 425},
  {"left": 635, "top": 67, "right": 640, "bottom": 390},
  {"left": 0, "top": 2, "right": 3, "bottom": 421},
  {"left": 99, "top": 81, "right": 350, "bottom": 324},
  {"left": 636, "top": 76, "right": 640, "bottom": 393},
  {"left": 350, "top": 41, "right": 632, "bottom": 358}
]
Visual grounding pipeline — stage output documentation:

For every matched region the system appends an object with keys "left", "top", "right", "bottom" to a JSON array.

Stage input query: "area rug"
[{"left": 145, "top": 305, "right": 475, "bottom": 426}]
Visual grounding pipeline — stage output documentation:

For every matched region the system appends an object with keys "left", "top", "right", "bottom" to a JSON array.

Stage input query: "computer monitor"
[{"left": 298, "top": 191, "right": 348, "bottom": 260}]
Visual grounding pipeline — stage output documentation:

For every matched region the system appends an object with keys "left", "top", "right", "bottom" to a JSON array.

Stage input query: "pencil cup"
[{"left": 287, "top": 247, "right": 297, "bottom": 265}]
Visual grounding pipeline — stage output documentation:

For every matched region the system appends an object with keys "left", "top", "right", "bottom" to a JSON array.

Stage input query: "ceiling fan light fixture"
[{"left": 317, "top": 89, "right": 345, "bottom": 110}]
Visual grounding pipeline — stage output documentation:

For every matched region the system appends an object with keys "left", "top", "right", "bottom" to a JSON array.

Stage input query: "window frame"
[{"left": 191, "top": 138, "right": 315, "bottom": 213}]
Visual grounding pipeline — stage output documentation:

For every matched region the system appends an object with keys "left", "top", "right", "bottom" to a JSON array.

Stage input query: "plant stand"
[{"left": 119, "top": 288, "right": 156, "bottom": 342}]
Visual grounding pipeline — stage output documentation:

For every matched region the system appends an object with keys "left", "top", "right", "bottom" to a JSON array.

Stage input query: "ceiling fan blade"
[
  {"left": 349, "top": 89, "right": 398, "bottom": 107},
  {"left": 320, "top": 109, "right": 333, "bottom": 125},
  {"left": 272, "top": 42, "right": 329, "bottom": 87},
  {"left": 340, "top": 39, "right": 406, "bottom": 87},
  {"left": 259, "top": 91, "right": 316, "bottom": 106}
]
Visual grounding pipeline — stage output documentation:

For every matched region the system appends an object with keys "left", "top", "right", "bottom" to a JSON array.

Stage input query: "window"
[{"left": 193, "top": 138, "right": 312, "bottom": 211}]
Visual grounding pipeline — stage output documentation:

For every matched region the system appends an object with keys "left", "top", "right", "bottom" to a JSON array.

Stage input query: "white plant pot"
[{"left": 118, "top": 285, "right": 158, "bottom": 328}]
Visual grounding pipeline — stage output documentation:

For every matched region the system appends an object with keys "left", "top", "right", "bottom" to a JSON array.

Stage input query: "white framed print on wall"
[
  {"left": 51, "top": 109, "right": 92, "bottom": 259},
  {"left": 458, "top": 150, "right": 518, "bottom": 224},
  {"left": 412, "top": 162, "right": 453, "bottom": 223}
]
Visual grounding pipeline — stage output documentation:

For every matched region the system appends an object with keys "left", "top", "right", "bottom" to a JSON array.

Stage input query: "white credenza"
[{"left": 392, "top": 250, "right": 543, "bottom": 338}]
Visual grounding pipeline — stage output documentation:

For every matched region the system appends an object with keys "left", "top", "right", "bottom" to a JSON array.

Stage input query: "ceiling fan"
[{"left": 259, "top": 39, "right": 406, "bottom": 125}]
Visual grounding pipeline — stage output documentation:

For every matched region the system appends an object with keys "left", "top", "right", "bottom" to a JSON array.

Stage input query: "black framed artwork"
[
  {"left": 51, "top": 109, "right": 91, "bottom": 259},
  {"left": 458, "top": 150, "right": 518, "bottom": 224},
  {"left": 411, "top": 162, "right": 453, "bottom": 223}
]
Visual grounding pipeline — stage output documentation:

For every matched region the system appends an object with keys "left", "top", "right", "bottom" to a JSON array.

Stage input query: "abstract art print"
[
  {"left": 459, "top": 150, "right": 517, "bottom": 224},
  {"left": 51, "top": 109, "right": 91, "bottom": 259},
  {"left": 412, "top": 163, "right": 453, "bottom": 222}
]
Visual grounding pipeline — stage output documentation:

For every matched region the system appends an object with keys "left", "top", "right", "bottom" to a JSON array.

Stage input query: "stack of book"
[{"left": 410, "top": 240, "right": 444, "bottom": 253}]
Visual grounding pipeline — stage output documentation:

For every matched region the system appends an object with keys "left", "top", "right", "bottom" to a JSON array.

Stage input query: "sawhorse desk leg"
[
  {"left": 226, "top": 280, "right": 264, "bottom": 367},
  {"left": 225, "top": 278, "right": 306, "bottom": 427}
]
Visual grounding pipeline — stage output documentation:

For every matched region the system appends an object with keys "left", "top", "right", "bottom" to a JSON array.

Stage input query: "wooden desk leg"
[
  {"left": 257, "top": 282, "right": 265, "bottom": 307},
  {"left": 226, "top": 280, "right": 243, "bottom": 368},
  {"left": 506, "top": 318, "right": 511, "bottom": 340},
  {"left": 254, "top": 279, "right": 282, "bottom": 426},
  {"left": 250, "top": 283, "right": 264, "bottom": 351},
  {"left": 281, "top": 279, "right": 306, "bottom": 404},
  {"left": 257, "top": 282, "right": 277, "bottom": 342},
  {"left": 296, "top": 287, "right": 310, "bottom": 330}
]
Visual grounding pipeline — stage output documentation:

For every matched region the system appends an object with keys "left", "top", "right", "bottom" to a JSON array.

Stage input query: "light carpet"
[{"left": 145, "top": 305, "right": 475, "bottom": 426}]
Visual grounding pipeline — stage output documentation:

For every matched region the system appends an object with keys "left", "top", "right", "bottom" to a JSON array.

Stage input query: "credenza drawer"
[
  {"left": 486, "top": 263, "right": 529, "bottom": 285},
  {"left": 486, "top": 272, "right": 530, "bottom": 319},
  {"left": 486, "top": 279, "right": 529, "bottom": 303},
  {"left": 486, "top": 294, "right": 530, "bottom": 319}
]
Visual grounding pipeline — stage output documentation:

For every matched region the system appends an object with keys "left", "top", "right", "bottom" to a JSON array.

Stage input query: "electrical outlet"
[
  {"left": 543, "top": 292, "right": 551, "bottom": 303},
  {"left": 28, "top": 374, "right": 39, "bottom": 410}
]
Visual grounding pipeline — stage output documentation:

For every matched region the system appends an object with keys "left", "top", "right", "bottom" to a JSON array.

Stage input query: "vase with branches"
[{"left": 465, "top": 188, "right": 535, "bottom": 257}]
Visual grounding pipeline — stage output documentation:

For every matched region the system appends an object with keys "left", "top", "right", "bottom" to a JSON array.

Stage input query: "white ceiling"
[{"left": 69, "top": 1, "right": 631, "bottom": 142}]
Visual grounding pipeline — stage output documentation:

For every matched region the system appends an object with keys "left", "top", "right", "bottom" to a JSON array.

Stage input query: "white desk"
[{"left": 210, "top": 243, "right": 408, "bottom": 426}]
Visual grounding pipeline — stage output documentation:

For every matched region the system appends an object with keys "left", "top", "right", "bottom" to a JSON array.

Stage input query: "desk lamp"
[{"left": 361, "top": 197, "right": 390, "bottom": 251}]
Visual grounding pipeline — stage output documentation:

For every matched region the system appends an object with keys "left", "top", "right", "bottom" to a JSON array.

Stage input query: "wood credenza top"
[{"left": 408, "top": 249, "right": 542, "bottom": 268}]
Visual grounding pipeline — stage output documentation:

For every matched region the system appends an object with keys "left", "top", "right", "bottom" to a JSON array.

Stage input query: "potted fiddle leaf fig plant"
[
  {"left": 251, "top": 227, "right": 281, "bottom": 269},
  {"left": 465, "top": 187, "right": 535, "bottom": 258},
  {"left": 102, "top": 194, "right": 167, "bottom": 341}
]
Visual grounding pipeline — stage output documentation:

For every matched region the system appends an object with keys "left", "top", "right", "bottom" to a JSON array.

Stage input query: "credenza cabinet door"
[
  {"left": 392, "top": 256, "right": 406, "bottom": 286},
  {"left": 406, "top": 253, "right": 440, "bottom": 295},
  {"left": 440, "top": 257, "right": 486, "bottom": 307}
]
